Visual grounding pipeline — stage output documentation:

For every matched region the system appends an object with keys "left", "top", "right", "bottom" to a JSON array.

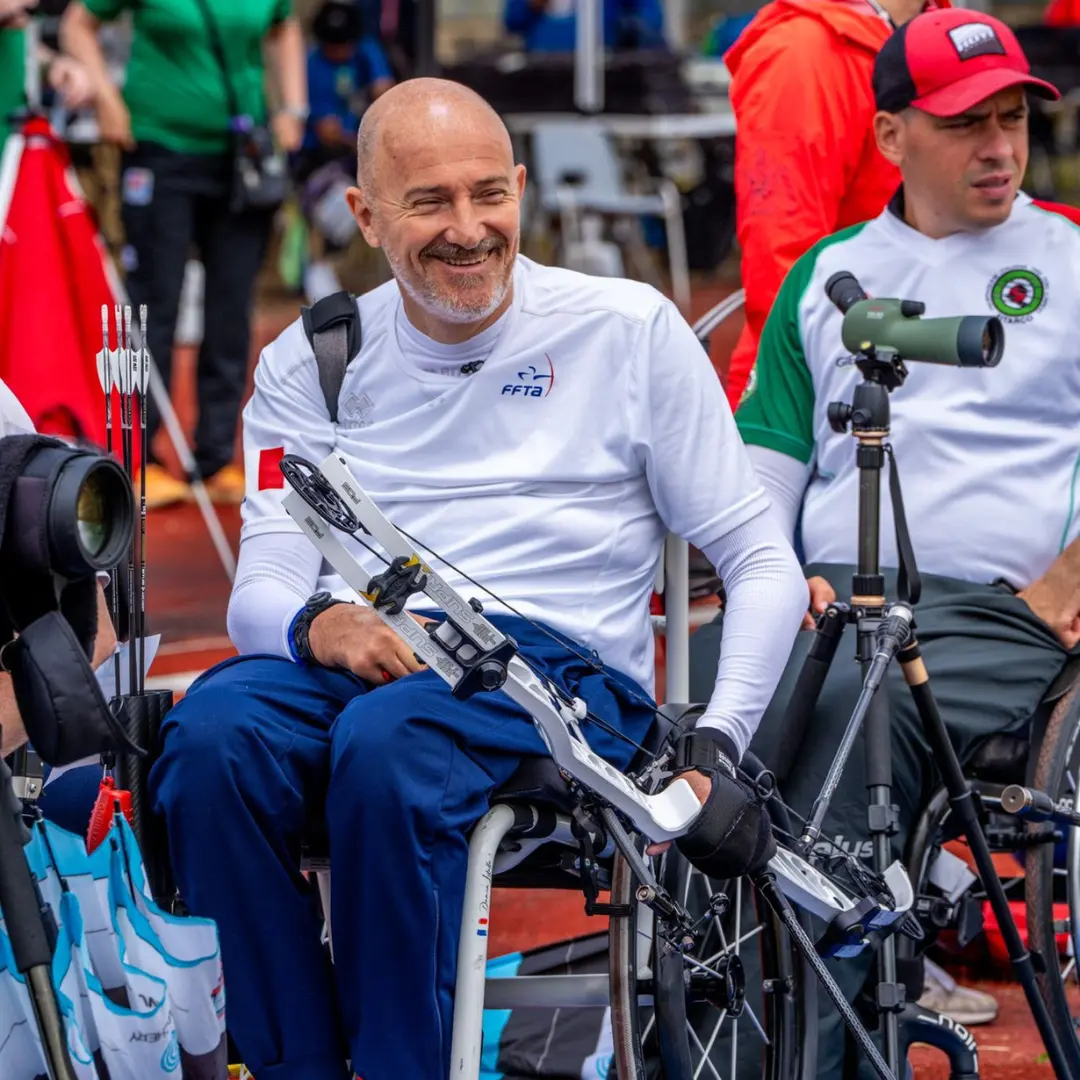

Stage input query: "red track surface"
[{"left": 142, "top": 283, "right": 1051, "bottom": 1076}]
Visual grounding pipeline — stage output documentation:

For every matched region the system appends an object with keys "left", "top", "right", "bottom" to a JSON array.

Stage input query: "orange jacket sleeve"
[
  {"left": 1045, "top": 0, "right": 1080, "bottom": 26},
  {"left": 726, "top": 18, "right": 879, "bottom": 405}
]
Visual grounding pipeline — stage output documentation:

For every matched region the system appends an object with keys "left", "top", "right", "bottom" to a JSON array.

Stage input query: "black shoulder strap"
[
  {"left": 188, "top": 0, "right": 240, "bottom": 120},
  {"left": 301, "top": 291, "right": 362, "bottom": 424}
]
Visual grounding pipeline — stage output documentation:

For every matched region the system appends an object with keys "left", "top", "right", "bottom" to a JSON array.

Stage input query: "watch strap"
[{"left": 289, "top": 591, "right": 348, "bottom": 665}]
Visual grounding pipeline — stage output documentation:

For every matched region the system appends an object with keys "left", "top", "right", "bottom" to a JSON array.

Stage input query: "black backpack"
[{"left": 300, "top": 290, "right": 363, "bottom": 421}]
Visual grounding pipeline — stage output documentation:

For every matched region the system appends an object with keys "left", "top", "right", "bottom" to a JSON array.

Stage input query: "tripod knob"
[{"left": 827, "top": 402, "right": 853, "bottom": 433}]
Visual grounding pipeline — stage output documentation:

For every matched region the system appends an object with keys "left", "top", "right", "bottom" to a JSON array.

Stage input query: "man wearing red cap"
[{"left": 693, "top": 9, "right": 1080, "bottom": 1075}]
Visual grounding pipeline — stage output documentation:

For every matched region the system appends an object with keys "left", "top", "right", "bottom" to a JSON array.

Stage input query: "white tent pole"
[
  {"left": 663, "top": 0, "right": 687, "bottom": 50},
  {"left": 575, "top": 0, "right": 604, "bottom": 113}
]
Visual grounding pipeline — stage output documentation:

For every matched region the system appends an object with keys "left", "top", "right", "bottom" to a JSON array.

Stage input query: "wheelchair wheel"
[
  {"left": 1026, "top": 681, "right": 1080, "bottom": 1074},
  {"left": 608, "top": 834, "right": 813, "bottom": 1078}
]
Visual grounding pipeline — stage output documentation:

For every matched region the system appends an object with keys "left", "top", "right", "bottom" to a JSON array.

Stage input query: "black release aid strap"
[{"left": 301, "top": 291, "right": 362, "bottom": 423}]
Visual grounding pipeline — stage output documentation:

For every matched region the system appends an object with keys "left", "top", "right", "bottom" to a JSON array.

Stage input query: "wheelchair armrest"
[{"left": 1045, "top": 654, "right": 1080, "bottom": 706}]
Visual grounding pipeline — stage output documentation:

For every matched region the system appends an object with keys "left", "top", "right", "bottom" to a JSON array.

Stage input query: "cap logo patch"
[{"left": 947, "top": 23, "right": 1006, "bottom": 60}]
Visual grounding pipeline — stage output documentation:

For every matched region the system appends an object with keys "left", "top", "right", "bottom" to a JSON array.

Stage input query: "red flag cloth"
[{"left": 0, "top": 117, "right": 139, "bottom": 468}]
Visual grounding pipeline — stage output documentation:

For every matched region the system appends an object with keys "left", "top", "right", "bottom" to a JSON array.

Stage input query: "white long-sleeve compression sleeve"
[
  {"left": 745, "top": 445, "right": 811, "bottom": 546},
  {"left": 226, "top": 532, "right": 324, "bottom": 657},
  {"left": 695, "top": 509, "right": 807, "bottom": 759}
]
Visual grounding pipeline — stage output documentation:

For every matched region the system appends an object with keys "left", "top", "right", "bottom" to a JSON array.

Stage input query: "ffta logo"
[{"left": 502, "top": 354, "right": 555, "bottom": 398}]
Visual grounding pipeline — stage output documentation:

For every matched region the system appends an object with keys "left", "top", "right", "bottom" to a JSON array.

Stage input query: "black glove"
[{"left": 672, "top": 728, "right": 776, "bottom": 881}]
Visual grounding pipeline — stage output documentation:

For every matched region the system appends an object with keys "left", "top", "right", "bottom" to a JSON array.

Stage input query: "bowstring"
[
  {"left": 342, "top": 519, "right": 654, "bottom": 758},
  {"left": 394, "top": 525, "right": 661, "bottom": 757}
]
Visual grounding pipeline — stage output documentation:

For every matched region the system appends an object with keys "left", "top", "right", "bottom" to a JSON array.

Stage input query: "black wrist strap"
[
  {"left": 673, "top": 727, "right": 739, "bottom": 776},
  {"left": 290, "top": 595, "right": 348, "bottom": 665}
]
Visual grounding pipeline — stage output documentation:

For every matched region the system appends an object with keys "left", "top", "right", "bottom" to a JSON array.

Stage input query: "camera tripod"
[{"left": 777, "top": 294, "right": 1074, "bottom": 1079}]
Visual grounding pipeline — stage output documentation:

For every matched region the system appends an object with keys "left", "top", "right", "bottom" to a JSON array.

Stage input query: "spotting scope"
[{"left": 825, "top": 271, "right": 1004, "bottom": 369}]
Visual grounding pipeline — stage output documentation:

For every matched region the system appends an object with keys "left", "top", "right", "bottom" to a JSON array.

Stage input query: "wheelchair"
[{"left": 295, "top": 529, "right": 815, "bottom": 1080}]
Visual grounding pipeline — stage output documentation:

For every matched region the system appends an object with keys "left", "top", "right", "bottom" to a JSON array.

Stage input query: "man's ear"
[
  {"left": 514, "top": 162, "right": 527, "bottom": 201},
  {"left": 874, "top": 110, "right": 906, "bottom": 168},
  {"left": 346, "top": 186, "right": 381, "bottom": 248}
]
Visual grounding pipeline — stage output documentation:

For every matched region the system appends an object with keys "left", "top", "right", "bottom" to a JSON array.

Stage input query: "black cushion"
[
  {"left": 493, "top": 756, "right": 574, "bottom": 812},
  {"left": 967, "top": 734, "right": 1028, "bottom": 784}
]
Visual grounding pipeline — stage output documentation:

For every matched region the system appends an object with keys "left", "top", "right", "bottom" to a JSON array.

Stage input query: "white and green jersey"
[{"left": 736, "top": 193, "right": 1080, "bottom": 590}]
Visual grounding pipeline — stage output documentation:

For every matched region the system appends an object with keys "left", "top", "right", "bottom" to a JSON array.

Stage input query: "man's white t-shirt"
[
  {"left": 241, "top": 256, "right": 770, "bottom": 691},
  {"left": 737, "top": 194, "right": 1080, "bottom": 591}
]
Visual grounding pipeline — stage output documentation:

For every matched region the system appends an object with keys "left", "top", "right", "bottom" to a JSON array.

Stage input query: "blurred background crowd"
[{"left": 0, "top": 0, "right": 1074, "bottom": 512}]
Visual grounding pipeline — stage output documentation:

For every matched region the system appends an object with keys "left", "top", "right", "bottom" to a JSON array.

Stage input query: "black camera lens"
[
  {"left": 49, "top": 454, "right": 134, "bottom": 575},
  {"left": 5, "top": 444, "right": 135, "bottom": 579}
]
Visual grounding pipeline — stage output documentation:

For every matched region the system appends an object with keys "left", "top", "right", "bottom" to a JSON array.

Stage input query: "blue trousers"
[{"left": 148, "top": 616, "right": 654, "bottom": 1080}]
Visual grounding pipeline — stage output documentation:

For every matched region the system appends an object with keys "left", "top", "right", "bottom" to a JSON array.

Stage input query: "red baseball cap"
[{"left": 873, "top": 9, "right": 1059, "bottom": 117}]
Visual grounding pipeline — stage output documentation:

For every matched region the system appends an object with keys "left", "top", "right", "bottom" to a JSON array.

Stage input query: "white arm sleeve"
[
  {"left": 226, "top": 315, "right": 342, "bottom": 656},
  {"left": 632, "top": 298, "right": 805, "bottom": 759},
  {"left": 696, "top": 512, "right": 807, "bottom": 759},
  {"left": 226, "top": 532, "right": 324, "bottom": 657},
  {"left": 745, "top": 444, "right": 812, "bottom": 546}
]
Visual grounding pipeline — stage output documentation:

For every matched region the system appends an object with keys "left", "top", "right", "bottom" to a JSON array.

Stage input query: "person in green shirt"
[
  {"left": 0, "top": 22, "right": 26, "bottom": 144},
  {"left": 0, "top": 2, "right": 94, "bottom": 144},
  {"left": 61, "top": 0, "right": 308, "bottom": 508}
]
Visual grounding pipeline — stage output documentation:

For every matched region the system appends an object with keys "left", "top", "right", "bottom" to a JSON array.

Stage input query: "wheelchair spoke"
[
  {"left": 740, "top": 997, "right": 770, "bottom": 1045},
  {"left": 693, "top": 1009, "right": 727, "bottom": 1080},
  {"left": 641, "top": 1011, "right": 655, "bottom": 1045},
  {"left": 704, "top": 924, "right": 762, "bottom": 967},
  {"left": 729, "top": 1004, "right": 738, "bottom": 1080},
  {"left": 734, "top": 879, "right": 742, "bottom": 956},
  {"left": 687, "top": 1020, "right": 724, "bottom": 1080}
]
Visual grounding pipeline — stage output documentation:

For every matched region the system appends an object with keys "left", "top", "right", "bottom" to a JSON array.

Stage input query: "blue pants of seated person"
[{"left": 148, "top": 615, "right": 654, "bottom": 1080}]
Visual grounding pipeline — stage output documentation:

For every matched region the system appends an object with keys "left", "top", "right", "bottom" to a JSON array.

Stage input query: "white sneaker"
[{"left": 917, "top": 958, "right": 999, "bottom": 1026}]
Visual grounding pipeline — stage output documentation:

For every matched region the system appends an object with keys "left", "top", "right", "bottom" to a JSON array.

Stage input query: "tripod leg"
[
  {"left": 777, "top": 604, "right": 847, "bottom": 778},
  {"left": 754, "top": 871, "right": 895, "bottom": 1080},
  {"left": 898, "top": 640, "right": 1074, "bottom": 1080},
  {"left": 864, "top": 663, "right": 902, "bottom": 1076}
]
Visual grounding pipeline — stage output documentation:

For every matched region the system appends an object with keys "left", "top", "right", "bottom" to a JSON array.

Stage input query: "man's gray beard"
[{"left": 385, "top": 246, "right": 513, "bottom": 325}]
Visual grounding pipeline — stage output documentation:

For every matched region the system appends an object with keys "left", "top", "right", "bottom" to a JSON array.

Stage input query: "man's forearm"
[
  {"left": 1044, "top": 535, "right": 1080, "bottom": 592},
  {"left": 227, "top": 532, "right": 324, "bottom": 656},
  {"left": 695, "top": 512, "right": 806, "bottom": 758}
]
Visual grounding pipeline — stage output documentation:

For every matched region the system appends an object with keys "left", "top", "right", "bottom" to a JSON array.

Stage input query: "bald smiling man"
[{"left": 147, "top": 79, "right": 807, "bottom": 1080}]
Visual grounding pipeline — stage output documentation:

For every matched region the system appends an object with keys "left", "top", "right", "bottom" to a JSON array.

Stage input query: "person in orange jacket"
[
  {"left": 1045, "top": 0, "right": 1080, "bottom": 25},
  {"left": 724, "top": 0, "right": 946, "bottom": 409}
]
